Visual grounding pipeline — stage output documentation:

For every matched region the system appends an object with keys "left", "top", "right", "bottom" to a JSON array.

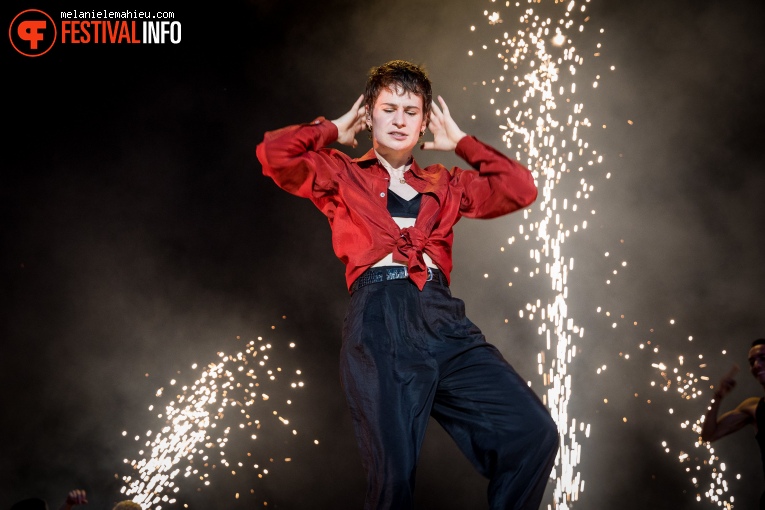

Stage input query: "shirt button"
[{"left": 380, "top": 192, "right": 385, "bottom": 197}]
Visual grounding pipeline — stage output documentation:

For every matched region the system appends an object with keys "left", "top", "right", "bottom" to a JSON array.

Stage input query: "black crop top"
[{"left": 387, "top": 191, "right": 422, "bottom": 219}]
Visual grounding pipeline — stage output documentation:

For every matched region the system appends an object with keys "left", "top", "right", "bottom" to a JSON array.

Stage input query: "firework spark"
[
  {"left": 470, "top": 2, "right": 743, "bottom": 507},
  {"left": 469, "top": 0, "right": 610, "bottom": 509},
  {"left": 468, "top": 1, "right": 608, "bottom": 507},
  {"left": 598, "top": 319, "right": 740, "bottom": 508},
  {"left": 118, "top": 333, "right": 311, "bottom": 509}
]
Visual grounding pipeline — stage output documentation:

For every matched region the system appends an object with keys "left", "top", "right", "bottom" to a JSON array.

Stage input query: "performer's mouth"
[{"left": 389, "top": 131, "right": 407, "bottom": 140}]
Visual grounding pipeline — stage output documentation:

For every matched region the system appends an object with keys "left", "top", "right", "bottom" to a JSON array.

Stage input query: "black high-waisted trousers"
[{"left": 340, "top": 270, "right": 558, "bottom": 510}]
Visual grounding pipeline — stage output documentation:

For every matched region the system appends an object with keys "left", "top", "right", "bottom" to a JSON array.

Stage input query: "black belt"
[{"left": 350, "top": 266, "right": 447, "bottom": 293}]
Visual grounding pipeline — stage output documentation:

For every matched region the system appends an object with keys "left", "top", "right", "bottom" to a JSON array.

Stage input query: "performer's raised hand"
[
  {"left": 714, "top": 364, "right": 740, "bottom": 400},
  {"left": 421, "top": 95, "right": 467, "bottom": 152},
  {"left": 331, "top": 94, "right": 367, "bottom": 148}
]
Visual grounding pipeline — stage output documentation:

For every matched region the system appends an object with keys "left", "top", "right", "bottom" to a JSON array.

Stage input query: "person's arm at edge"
[
  {"left": 700, "top": 365, "right": 756, "bottom": 442},
  {"left": 701, "top": 396, "right": 758, "bottom": 442}
]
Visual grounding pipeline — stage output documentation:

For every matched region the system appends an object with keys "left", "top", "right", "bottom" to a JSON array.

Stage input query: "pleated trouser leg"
[{"left": 340, "top": 276, "right": 558, "bottom": 510}]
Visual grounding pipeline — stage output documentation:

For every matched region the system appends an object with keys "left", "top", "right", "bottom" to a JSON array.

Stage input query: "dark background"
[{"left": 3, "top": 1, "right": 764, "bottom": 509}]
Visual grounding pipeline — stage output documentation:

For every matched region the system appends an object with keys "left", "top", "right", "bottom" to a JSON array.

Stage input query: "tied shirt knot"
[{"left": 394, "top": 226, "right": 430, "bottom": 290}]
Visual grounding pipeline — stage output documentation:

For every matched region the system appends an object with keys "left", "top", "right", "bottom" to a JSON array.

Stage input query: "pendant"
[{"left": 399, "top": 178, "right": 406, "bottom": 184}]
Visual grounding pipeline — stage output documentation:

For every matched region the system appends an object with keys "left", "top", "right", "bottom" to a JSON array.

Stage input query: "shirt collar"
[
  {"left": 352, "top": 149, "right": 448, "bottom": 202},
  {"left": 353, "top": 149, "right": 423, "bottom": 176},
  {"left": 373, "top": 149, "right": 412, "bottom": 174},
  {"left": 352, "top": 149, "right": 379, "bottom": 167},
  {"left": 353, "top": 149, "right": 445, "bottom": 186}
]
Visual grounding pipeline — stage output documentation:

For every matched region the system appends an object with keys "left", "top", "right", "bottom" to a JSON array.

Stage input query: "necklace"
[{"left": 378, "top": 154, "right": 409, "bottom": 185}]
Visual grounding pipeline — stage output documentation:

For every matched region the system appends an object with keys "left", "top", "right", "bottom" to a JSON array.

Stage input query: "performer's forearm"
[{"left": 700, "top": 393, "right": 723, "bottom": 442}]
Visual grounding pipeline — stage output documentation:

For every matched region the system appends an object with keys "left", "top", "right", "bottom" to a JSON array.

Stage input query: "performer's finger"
[
  {"left": 430, "top": 100, "right": 443, "bottom": 117},
  {"left": 724, "top": 364, "right": 739, "bottom": 379},
  {"left": 428, "top": 111, "right": 442, "bottom": 129},
  {"left": 438, "top": 95, "right": 449, "bottom": 113}
]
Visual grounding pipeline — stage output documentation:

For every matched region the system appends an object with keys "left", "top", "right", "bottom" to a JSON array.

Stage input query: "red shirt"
[{"left": 256, "top": 118, "right": 538, "bottom": 292}]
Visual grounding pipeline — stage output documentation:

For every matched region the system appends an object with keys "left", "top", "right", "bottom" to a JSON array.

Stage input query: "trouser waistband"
[{"left": 350, "top": 266, "right": 446, "bottom": 293}]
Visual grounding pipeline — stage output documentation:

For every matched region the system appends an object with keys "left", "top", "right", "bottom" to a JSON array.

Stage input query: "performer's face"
[
  {"left": 368, "top": 85, "right": 426, "bottom": 160},
  {"left": 749, "top": 344, "right": 765, "bottom": 386}
]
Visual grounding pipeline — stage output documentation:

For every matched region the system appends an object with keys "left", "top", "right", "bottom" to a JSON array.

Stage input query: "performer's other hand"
[
  {"left": 332, "top": 94, "right": 367, "bottom": 148},
  {"left": 714, "top": 364, "right": 740, "bottom": 399},
  {"left": 421, "top": 95, "right": 467, "bottom": 152}
]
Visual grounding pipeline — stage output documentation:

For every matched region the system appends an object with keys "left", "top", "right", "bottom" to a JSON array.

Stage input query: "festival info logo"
[
  {"left": 9, "top": 9, "right": 57, "bottom": 57},
  {"left": 9, "top": 9, "right": 181, "bottom": 57}
]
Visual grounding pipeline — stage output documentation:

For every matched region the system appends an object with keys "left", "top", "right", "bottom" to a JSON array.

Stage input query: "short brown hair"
[{"left": 364, "top": 60, "right": 432, "bottom": 120}]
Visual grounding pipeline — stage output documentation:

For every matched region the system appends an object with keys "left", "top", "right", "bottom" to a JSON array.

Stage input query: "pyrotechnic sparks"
[
  {"left": 468, "top": 1, "right": 608, "bottom": 507},
  {"left": 590, "top": 228, "right": 741, "bottom": 504},
  {"left": 118, "top": 333, "right": 311, "bottom": 509},
  {"left": 610, "top": 324, "right": 740, "bottom": 508},
  {"left": 469, "top": 2, "right": 749, "bottom": 507}
]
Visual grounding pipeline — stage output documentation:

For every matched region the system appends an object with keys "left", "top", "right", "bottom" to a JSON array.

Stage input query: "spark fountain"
[
  {"left": 467, "top": 2, "right": 743, "bottom": 508},
  {"left": 597, "top": 319, "right": 740, "bottom": 508},
  {"left": 466, "top": 1, "right": 608, "bottom": 507},
  {"left": 118, "top": 333, "right": 312, "bottom": 509}
]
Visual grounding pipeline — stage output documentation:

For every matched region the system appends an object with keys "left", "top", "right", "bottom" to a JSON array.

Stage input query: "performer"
[
  {"left": 701, "top": 338, "right": 765, "bottom": 509},
  {"left": 257, "top": 60, "right": 558, "bottom": 510}
]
